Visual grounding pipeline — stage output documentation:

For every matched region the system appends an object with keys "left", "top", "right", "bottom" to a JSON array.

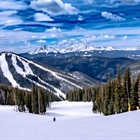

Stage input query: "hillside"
[
  {"left": 0, "top": 101, "right": 140, "bottom": 139},
  {"left": 33, "top": 56, "right": 136, "bottom": 81},
  {"left": 0, "top": 52, "right": 97, "bottom": 99}
]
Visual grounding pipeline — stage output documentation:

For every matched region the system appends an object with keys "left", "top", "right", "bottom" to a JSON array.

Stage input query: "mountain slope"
[
  {"left": 33, "top": 56, "right": 136, "bottom": 81},
  {"left": 0, "top": 52, "right": 97, "bottom": 99}
]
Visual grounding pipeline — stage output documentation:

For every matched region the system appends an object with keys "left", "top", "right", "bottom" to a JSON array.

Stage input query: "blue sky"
[{"left": 0, "top": 0, "right": 140, "bottom": 53}]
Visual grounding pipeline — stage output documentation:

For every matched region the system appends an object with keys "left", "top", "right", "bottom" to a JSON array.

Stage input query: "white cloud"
[
  {"left": 0, "top": 10, "right": 17, "bottom": 16},
  {"left": 80, "top": 34, "right": 115, "bottom": 44},
  {"left": 123, "top": 35, "right": 128, "bottom": 40},
  {"left": 46, "top": 27, "right": 64, "bottom": 38},
  {"left": 78, "top": 15, "right": 84, "bottom": 21},
  {"left": 32, "top": 36, "right": 37, "bottom": 39},
  {"left": 37, "top": 39, "right": 46, "bottom": 43},
  {"left": 34, "top": 13, "right": 54, "bottom": 21},
  {"left": 0, "top": 10, "right": 23, "bottom": 26},
  {"left": 58, "top": 38, "right": 78, "bottom": 48},
  {"left": 30, "top": 0, "right": 78, "bottom": 16},
  {"left": 73, "top": 26, "right": 85, "bottom": 31},
  {"left": 103, "top": 34, "right": 114, "bottom": 39},
  {"left": 101, "top": 11, "right": 126, "bottom": 21},
  {"left": 0, "top": 0, "right": 27, "bottom": 10}
]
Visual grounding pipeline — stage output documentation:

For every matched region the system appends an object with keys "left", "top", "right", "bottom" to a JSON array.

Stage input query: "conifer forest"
[
  {"left": 67, "top": 67, "right": 140, "bottom": 115},
  {"left": 0, "top": 85, "right": 59, "bottom": 114}
]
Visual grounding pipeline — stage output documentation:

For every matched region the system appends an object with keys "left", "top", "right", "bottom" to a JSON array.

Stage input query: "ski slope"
[
  {"left": 1, "top": 52, "right": 90, "bottom": 99},
  {"left": 0, "top": 101, "right": 140, "bottom": 139}
]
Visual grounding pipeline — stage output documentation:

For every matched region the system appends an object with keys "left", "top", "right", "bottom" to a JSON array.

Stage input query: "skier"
[{"left": 53, "top": 117, "right": 56, "bottom": 122}]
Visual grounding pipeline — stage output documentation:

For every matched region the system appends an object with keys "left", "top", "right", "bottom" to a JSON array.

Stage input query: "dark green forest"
[
  {"left": 0, "top": 84, "right": 60, "bottom": 114},
  {"left": 67, "top": 67, "right": 140, "bottom": 115}
]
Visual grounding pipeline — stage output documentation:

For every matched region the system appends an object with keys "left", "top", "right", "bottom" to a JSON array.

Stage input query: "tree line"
[
  {"left": 67, "top": 67, "right": 140, "bottom": 115},
  {"left": 0, "top": 84, "right": 60, "bottom": 114}
]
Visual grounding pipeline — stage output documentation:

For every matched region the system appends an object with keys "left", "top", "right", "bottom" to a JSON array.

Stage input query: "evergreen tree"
[
  {"left": 103, "top": 75, "right": 113, "bottom": 115},
  {"left": 137, "top": 74, "right": 140, "bottom": 108},
  {"left": 13, "top": 88, "right": 18, "bottom": 111},
  {"left": 25, "top": 91, "right": 32, "bottom": 113},
  {"left": 114, "top": 66, "right": 121, "bottom": 113},
  {"left": 130, "top": 77, "right": 138, "bottom": 110},
  {"left": 121, "top": 68, "right": 131, "bottom": 112},
  {"left": 38, "top": 88, "right": 46, "bottom": 114},
  {"left": 32, "top": 86, "right": 38, "bottom": 114}
]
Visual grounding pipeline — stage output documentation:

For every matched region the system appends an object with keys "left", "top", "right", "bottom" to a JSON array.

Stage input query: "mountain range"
[
  {"left": 29, "top": 44, "right": 115, "bottom": 54},
  {"left": 1, "top": 44, "right": 140, "bottom": 99},
  {"left": 20, "top": 45, "right": 140, "bottom": 82},
  {"left": 22, "top": 45, "right": 140, "bottom": 60}
]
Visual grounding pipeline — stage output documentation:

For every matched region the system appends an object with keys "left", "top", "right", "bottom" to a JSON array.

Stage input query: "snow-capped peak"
[
  {"left": 61, "top": 44, "right": 115, "bottom": 53},
  {"left": 103, "top": 46, "right": 115, "bottom": 51},
  {"left": 29, "top": 45, "right": 59, "bottom": 55},
  {"left": 61, "top": 44, "right": 96, "bottom": 53},
  {"left": 28, "top": 44, "right": 116, "bottom": 55}
]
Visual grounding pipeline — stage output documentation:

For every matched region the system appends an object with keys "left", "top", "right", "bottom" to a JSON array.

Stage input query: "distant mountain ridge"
[
  {"left": 29, "top": 44, "right": 115, "bottom": 55},
  {"left": 21, "top": 44, "right": 140, "bottom": 60}
]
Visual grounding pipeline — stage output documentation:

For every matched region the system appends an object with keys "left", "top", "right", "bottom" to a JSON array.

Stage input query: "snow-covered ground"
[{"left": 0, "top": 101, "right": 140, "bottom": 139}]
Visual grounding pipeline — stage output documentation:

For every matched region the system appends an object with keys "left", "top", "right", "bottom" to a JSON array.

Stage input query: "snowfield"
[{"left": 0, "top": 101, "right": 140, "bottom": 139}]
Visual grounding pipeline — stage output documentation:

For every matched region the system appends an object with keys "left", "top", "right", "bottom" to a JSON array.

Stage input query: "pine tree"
[
  {"left": 95, "top": 86, "right": 102, "bottom": 113},
  {"left": 13, "top": 88, "right": 18, "bottom": 111},
  {"left": 32, "top": 86, "right": 38, "bottom": 114},
  {"left": 114, "top": 66, "right": 121, "bottom": 113},
  {"left": 109, "top": 81, "right": 115, "bottom": 115},
  {"left": 137, "top": 74, "right": 140, "bottom": 108},
  {"left": 130, "top": 77, "right": 138, "bottom": 110},
  {"left": 38, "top": 88, "right": 46, "bottom": 114},
  {"left": 25, "top": 91, "right": 32, "bottom": 113},
  {"left": 103, "top": 75, "right": 112, "bottom": 115},
  {"left": 121, "top": 68, "right": 131, "bottom": 112}
]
